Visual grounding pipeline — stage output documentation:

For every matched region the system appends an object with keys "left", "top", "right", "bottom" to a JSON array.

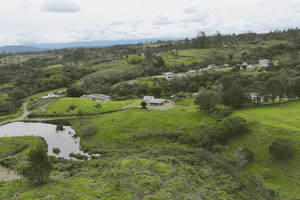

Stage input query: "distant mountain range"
[
  {"left": 0, "top": 46, "right": 46, "bottom": 53},
  {"left": 0, "top": 38, "right": 182, "bottom": 53}
]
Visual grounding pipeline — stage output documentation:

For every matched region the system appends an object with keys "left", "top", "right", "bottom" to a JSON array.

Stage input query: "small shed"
[{"left": 148, "top": 99, "right": 166, "bottom": 106}]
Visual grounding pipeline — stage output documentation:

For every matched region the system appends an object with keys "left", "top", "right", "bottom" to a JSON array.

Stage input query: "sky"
[{"left": 0, "top": 0, "right": 300, "bottom": 46}]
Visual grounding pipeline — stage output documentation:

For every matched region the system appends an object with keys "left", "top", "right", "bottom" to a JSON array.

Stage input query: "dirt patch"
[{"left": 147, "top": 102, "right": 176, "bottom": 110}]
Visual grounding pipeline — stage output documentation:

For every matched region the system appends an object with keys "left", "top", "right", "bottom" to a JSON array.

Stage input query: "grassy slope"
[
  {"left": 73, "top": 99, "right": 214, "bottom": 151},
  {"left": 0, "top": 100, "right": 275, "bottom": 200},
  {"left": 224, "top": 101, "right": 300, "bottom": 199},
  {"left": 44, "top": 98, "right": 135, "bottom": 116}
]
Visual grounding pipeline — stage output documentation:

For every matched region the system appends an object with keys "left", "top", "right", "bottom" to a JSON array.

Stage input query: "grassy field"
[
  {"left": 0, "top": 99, "right": 298, "bottom": 199},
  {"left": 223, "top": 101, "right": 300, "bottom": 199},
  {"left": 73, "top": 99, "right": 214, "bottom": 151},
  {"left": 44, "top": 98, "right": 135, "bottom": 116}
]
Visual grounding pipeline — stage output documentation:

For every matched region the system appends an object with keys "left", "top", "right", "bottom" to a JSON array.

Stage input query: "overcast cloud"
[
  {"left": 0, "top": 0, "right": 299, "bottom": 46},
  {"left": 41, "top": 0, "right": 80, "bottom": 13}
]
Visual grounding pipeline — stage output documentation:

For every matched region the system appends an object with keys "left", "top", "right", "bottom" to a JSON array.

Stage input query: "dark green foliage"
[
  {"left": 69, "top": 153, "right": 88, "bottom": 160},
  {"left": 52, "top": 148, "right": 60, "bottom": 154},
  {"left": 56, "top": 124, "right": 64, "bottom": 131},
  {"left": 126, "top": 56, "right": 143, "bottom": 64},
  {"left": 66, "top": 85, "right": 84, "bottom": 97},
  {"left": 269, "top": 138, "right": 293, "bottom": 159},
  {"left": 211, "top": 105, "right": 232, "bottom": 118},
  {"left": 223, "top": 116, "right": 248, "bottom": 136},
  {"left": 265, "top": 77, "right": 284, "bottom": 104},
  {"left": 22, "top": 145, "right": 53, "bottom": 185},
  {"left": 140, "top": 101, "right": 147, "bottom": 108},
  {"left": 194, "top": 90, "right": 221, "bottom": 112},
  {"left": 222, "top": 83, "right": 248, "bottom": 108}
]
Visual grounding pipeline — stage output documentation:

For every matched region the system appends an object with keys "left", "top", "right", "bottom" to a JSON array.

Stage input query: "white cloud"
[
  {"left": 0, "top": 0, "right": 299, "bottom": 46},
  {"left": 183, "top": 7, "right": 198, "bottom": 14},
  {"left": 41, "top": 0, "right": 80, "bottom": 13}
]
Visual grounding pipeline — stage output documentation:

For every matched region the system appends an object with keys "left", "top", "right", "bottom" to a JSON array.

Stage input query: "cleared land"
[{"left": 224, "top": 101, "right": 300, "bottom": 199}]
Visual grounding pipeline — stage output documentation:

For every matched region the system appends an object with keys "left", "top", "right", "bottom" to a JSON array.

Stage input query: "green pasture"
[
  {"left": 224, "top": 101, "right": 300, "bottom": 199},
  {"left": 44, "top": 98, "right": 135, "bottom": 116},
  {"left": 73, "top": 99, "right": 214, "bottom": 151}
]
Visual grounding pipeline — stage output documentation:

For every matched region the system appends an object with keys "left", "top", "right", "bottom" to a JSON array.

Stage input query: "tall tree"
[
  {"left": 22, "top": 145, "right": 53, "bottom": 185},
  {"left": 194, "top": 90, "right": 221, "bottom": 113},
  {"left": 265, "top": 77, "right": 284, "bottom": 104}
]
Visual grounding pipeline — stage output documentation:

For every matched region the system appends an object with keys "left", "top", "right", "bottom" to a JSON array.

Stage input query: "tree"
[
  {"left": 140, "top": 101, "right": 147, "bottom": 109},
  {"left": 194, "top": 90, "right": 221, "bottom": 113},
  {"left": 94, "top": 103, "right": 102, "bottom": 115},
  {"left": 269, "top": 139, "right": 293, "bottom": 160},
  {"left": 22, "top": 145, "right": 53, "bottom": 185},
  {"left": 222, "top": 83, "right": 248, "bottom": 108},
  {"left": 265, "top": 77, "right": 284, "bottom": 104},
  {"left": 66, "top": 85, "right": 84, "bottom": 97},
  {"left": 68, "top": 104, "right": 77, "bottom": 117}
]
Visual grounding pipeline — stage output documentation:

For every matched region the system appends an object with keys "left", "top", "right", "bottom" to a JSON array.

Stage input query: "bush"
[
  {"left": 234, "top": 147, "right": 254, "bottom": 167},
  {"left": 52, "top": 148, "right": 60, "bottom": 154},
  {"left": 268, "top": 138, "right": 293, "bottom": 160},
  {"left": 56, "top": 124, "right": 64, "bottom": 131},
  {"left": 80, "top": 123, "right": 97, "bottom": 138},
  {"left": 66, "top": 85, "right": 84, "bottom": 97},
  {"left": 140, "top": 101, "right": 147, "bottom": 108},
  {"left": 222, "top": 116, "right": 247, "bottom": 136}
]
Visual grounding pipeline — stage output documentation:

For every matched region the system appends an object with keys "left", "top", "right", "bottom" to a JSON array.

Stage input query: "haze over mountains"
[{"left": 0, "top": 38, "right": 182, "bottom": 53}]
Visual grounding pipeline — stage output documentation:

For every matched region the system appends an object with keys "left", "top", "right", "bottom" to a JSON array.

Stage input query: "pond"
[{"left": 0, "top": 122, "right": 99, "bottom": 160}]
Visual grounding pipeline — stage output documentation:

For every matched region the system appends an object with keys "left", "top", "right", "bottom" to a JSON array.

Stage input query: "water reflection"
[{"left": 0, "top": 122, "right": 99, "bottom": 160}]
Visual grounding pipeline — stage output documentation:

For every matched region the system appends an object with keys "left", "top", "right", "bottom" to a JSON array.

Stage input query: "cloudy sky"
[{"left": 0, "top": 0, "right": 300, "bottom": 46}]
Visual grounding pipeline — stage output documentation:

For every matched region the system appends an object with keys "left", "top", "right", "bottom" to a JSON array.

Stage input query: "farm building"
[
  {"left": 42, "top": 92, "right": 60, "bottom": 99},
  {"left": 259, "top": 59, "right": 269, "bottom": 66},
  {"left": 148, "top": 99, "right": 166, "bottom": 106},
  {"left": 143, "top": 96, "right": 154, "bottom": 101},
  {"left": 81, "top": 94, "right": 111, "bottom": 102}
]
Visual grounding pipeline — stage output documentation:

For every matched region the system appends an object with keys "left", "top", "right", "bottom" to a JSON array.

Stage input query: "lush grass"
[
  {"left": 0, "top": 107, "right": 23, "bottom": 123},
  {"left": 73, "top": 99, "right": 215, "bottom": 151},
  {"left": 45, "top": 98, "right": 135, "bottom": 116},
  {"left": 223, "top": 101, "right": 300, "bottom": 199},
  {"left": 0, "top": 99, "right": 293, "bottom": 199},
  {"left": 0, "top": 136, "right": 44, "bottom": 171},
  {"left": 136, "top": 77, "right": 155, "bottom": 86}
]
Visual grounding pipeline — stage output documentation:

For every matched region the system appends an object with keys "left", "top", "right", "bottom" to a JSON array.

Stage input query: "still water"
[{"left": 0, "top": 122, "right": 98, "bottom": 160}]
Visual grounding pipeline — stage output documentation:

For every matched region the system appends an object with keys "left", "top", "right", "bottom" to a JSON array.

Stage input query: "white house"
[
  {"left": 42, "top": 92, "right": 60, "bottom": 99},
  {"left": 259, "top": 59, "right": 269, "bottom": 66},
  {"left": 246, "top": 65, "right": 253, "bottom": 71},
  {"left": 143, "top": 96, "right": 154, "bottom": 101},
  {"left": 165, "top": 72, "right": 174, "bottom": 80}
]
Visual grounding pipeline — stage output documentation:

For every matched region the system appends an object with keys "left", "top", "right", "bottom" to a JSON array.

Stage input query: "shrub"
[
  {"left": 268, "top": 138, "right": 293, "bottom": 159},
  {"left": 140, "top": 101, "right": 147, "bottom": 108},
  {"left": 52, "top": 148, "right": 60, "bottom": 154},
  {"left": 56, "top": 124, "right": 64, "bottom": 131},
  {"left": 80, "top": 123, "right": 97, "bottom": 138},
  {"left": 234, "top": 147, "right": 254, "bottom": 167},
  {"left": 222, "top": 116, "right": 247, "bottom": 136}
]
